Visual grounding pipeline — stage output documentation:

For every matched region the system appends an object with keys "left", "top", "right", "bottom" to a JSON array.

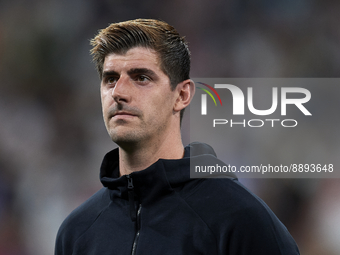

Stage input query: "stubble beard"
[
  {"left": 108, "top": 123, "right": 145, "bottom": 147},
  {"left": 104, "top": 103, "right": 146, "bottom": 147},
  {"left": 106, "top": 114, "right": 170, "bottom": 152},
  {"left": 104, "top": 102, "right": 173, "bottom": 151}
]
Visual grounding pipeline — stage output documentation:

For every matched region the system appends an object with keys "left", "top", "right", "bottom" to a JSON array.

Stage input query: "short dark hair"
[{"left": 90, "top": 19, "right": 191, "bottom": 122}]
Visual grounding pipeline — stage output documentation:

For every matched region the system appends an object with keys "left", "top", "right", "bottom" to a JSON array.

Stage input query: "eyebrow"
[
  {"left": 102, "top": 70, "right": 119, "bottom": 79},
  {"left": 102, "top": 68, "right": 159, "bottom": 80},
  {"left": 127, "top": 68, "right": 158, "bottom": 78}
]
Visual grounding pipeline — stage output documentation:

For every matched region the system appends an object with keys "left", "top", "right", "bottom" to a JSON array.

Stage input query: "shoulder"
[
  {"left": 183, "top": 178, "right": 271, "bottom": 217},
  {"left": 182, "top": 178, "right": 300, "bottom": 254},
  {"left": 55, "top": 188, "right": 110, "bottom": 254}
]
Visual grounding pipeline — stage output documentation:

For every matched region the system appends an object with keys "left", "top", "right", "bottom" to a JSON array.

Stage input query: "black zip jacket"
[{"left": 55, "top": 142, "right": 300, "bottom": 254}]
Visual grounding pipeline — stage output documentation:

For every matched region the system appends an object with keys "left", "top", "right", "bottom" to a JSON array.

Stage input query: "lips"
[
  {"left": 108, "top": 106, "right": 141, "bottom": 120},
  {"left": 114, "top": 111, "right": 135, "bottom": 117},
  {"left": 110, "top": 111, "right": 137, "bottom": 120}
]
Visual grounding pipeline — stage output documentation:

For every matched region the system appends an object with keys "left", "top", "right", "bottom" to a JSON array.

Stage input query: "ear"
[{"left": 173, "top": 79, "right": 195, "bottom": 112}]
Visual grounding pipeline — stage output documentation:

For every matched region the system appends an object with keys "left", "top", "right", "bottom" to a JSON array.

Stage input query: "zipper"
[
  {"left": 127, "top": 175, "right": 137, "bottom": 221},
  {"left": 126, "top": 175, "right": 142, "bottom": 255},
  {"left": 131, "top": 205, "right": 142, "bottom": 255}
]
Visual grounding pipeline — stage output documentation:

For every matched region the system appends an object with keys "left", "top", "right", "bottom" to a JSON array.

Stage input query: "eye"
[
  {"left": 136, "top": 75, "right": 150, "bottom": 83},
  {"left": 107, "top": 77, "right": 118, "bottom": 84}
]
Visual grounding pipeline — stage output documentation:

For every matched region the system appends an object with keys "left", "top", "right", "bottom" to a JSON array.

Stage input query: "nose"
[{"left": 111, "top": 75, "right": 131, "bottom": 103}]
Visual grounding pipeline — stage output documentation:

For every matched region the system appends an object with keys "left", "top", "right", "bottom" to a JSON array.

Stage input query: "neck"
[{"left": 118, "top": 132, "right": 184, "bottom": 176}]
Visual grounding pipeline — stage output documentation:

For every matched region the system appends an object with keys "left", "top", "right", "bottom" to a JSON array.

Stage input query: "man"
[{"left": 55, "top": 19, "right": 300, "bottom": 254}]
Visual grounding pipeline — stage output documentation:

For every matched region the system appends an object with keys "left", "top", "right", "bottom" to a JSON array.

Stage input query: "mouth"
[{"left": 111, "top": 111, "right": 137, "bottom": 119}]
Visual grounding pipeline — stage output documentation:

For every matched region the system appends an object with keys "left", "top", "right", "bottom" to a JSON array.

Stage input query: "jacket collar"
[{"left": 99, "top": 142, "right": 220, "bottom": 204}]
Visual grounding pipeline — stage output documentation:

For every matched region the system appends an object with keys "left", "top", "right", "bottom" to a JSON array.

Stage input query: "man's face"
[{"left": 100, "top": 47, "right": 177, "bottom": 148}]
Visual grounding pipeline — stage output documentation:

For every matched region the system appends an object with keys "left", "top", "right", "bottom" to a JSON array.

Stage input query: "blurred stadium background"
[{"left": 1, "top": 0, "right": 340, "bottom": 254}]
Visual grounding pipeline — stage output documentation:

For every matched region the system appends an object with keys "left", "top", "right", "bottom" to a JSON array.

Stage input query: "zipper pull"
[{"left": 127, "top": 175, "right": 137, "bottom": 222}]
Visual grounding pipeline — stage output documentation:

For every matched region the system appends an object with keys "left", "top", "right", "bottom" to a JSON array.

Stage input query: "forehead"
[{"left": 103, "top": 47, "right": 161, "bottom": 71}]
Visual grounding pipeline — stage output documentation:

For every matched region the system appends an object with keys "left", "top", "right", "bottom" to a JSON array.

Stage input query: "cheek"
[
  {"left": 150, "top": 94, "right": 174, "bottom": 117},
  {"left": 100, "top": 96, "right": 107, "bottom": 113},
  {"left": 101, "top": 98, "right": 112, "bottom": 128},
  {"left": 101, "top": 90, "right": 111, "bottom": 109}
]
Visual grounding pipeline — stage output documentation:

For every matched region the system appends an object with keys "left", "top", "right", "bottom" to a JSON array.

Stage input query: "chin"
[{"left": 109, "top": 131, "right": 140, "bottom": 145}]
